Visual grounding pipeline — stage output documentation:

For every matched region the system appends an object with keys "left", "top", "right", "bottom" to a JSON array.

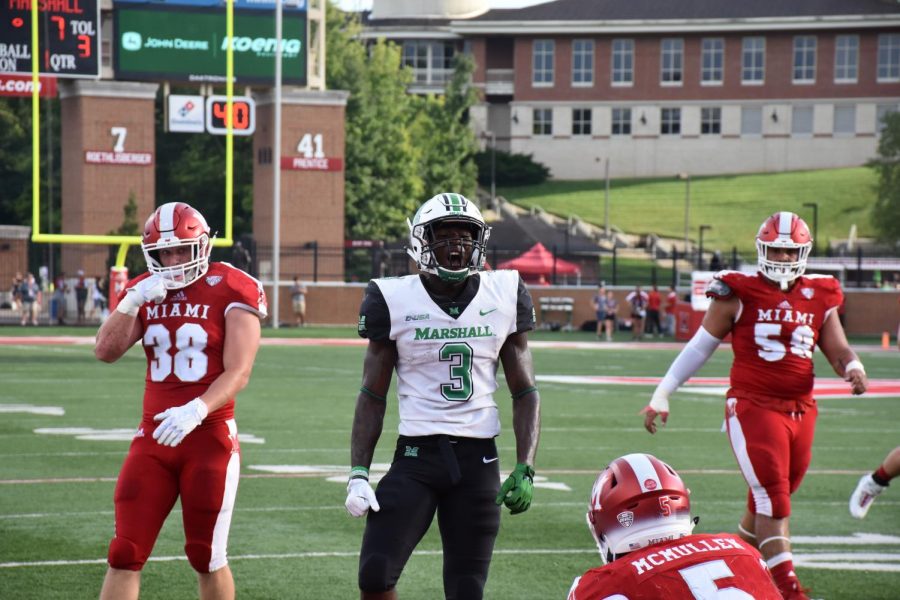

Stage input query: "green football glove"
[{"left": 495, "top": 463, "right": 535, "bottom": 514}]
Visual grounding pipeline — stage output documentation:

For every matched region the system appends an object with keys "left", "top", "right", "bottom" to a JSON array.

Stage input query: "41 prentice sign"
[{"left": 113, "top": 3, "right": 307, "bottom": 85}]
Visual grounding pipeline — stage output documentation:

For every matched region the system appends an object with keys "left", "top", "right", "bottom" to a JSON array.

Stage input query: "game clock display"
[
  {"left": 0, "top": 0, "right": 101, "bottom": 77},
  {"left": 205, "top": 95, "right": 256, "bottom": 136}
]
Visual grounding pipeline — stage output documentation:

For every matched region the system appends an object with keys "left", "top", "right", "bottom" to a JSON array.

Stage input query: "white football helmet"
[
  {"left": 587, "top": 453, "right": 695, "bottom": 564},
  {"left": 755, "top": 211, "right": 812, "bottom": 290},
  {"left": 141, "top": 202, "right": 213, "bottom": 290},
  {"left": 407, "top": 193, "right": 490, "bottom": 283}
]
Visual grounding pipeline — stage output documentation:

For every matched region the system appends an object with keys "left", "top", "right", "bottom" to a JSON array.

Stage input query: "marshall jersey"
[
  {"left": 707, "top": 271, "right": 842, "bottom": 409},
  {"left": 121, "top": 262, "right": 267, "bottom": 425},
  {"left": 568, "top": 533, "right": 782, "bottom": 600},
  {"left": 358, "top": 270, "right": 534, "bottom": 438}
]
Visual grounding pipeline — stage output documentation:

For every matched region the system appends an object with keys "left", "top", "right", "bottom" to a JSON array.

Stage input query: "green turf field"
[{"left": 1, "top": 331, "right": 898, "bottom": 598}]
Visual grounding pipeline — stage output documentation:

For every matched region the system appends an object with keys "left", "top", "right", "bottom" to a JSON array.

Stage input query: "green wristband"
[
  {"left": 349, "top": 466, "right": 370, "bottom": 481},
  {"left": 360, "top": 386, "right": 386, "bottom": 402},
  {"left": 511, "top": 386, "right": 538, "bottom": 400}
]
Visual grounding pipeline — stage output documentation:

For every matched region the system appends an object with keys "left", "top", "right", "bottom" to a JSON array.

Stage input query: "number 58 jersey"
[
  {"left": 707, "top": 271, "right": 842, "bottom": 408},
  {"left": 123, "top": 262, "right": 267, "bottom": 425}
]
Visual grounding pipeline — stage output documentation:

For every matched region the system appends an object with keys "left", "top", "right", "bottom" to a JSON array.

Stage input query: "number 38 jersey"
[
  {"left": 122, "top": 263, "right": 267, "bottom": 425},
  {"left": 568, "top": 533, "right": 782, "bottom": 600},
  {"left": 358, "top": 270, "right": 534, "bottom": 438},
  {"left": 707, "top": 271, "right": 842, "bottom": 409}
]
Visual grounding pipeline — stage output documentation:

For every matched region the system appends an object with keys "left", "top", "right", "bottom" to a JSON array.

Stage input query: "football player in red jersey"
[
  {"left": 641, "top": 212, "right": 867, "bottom": 600},
  {"left": 94, "top": 202, "right": 267, "bottom": 600},
  {"left": 568, "top": 453, "right": 782, "bottom": 600}
]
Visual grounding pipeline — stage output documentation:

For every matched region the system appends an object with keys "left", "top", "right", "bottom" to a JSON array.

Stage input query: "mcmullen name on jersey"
[
  {"left": 145, "top": 302, "right": 211, "bottom": 321},
  {"left": 630, "top": 537, "right": 745, "bottom": 575},
  {"left": 413, "top": 326, "right": 495, "bottom": 341},
  {"left": 756, "top": 307, "right": 814, "bottom": 326}
]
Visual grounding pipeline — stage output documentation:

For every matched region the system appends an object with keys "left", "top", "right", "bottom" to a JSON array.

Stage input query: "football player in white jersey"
[{"left": 345, "top": 193, "right": 541, "bottom": 600}]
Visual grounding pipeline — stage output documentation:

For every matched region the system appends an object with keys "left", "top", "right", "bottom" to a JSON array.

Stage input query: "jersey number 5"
[
  {"left": 439, "top": 342, "right": 474, "bottom": 401},
  {"left": 679, "top": 559, "right": 754, "bottom": 599},
  {"left": 144, "top": 323, "right": 209, "bottom": 382},
  {"left": 754, "top": 323, "right": 814, "bottom": 362}
]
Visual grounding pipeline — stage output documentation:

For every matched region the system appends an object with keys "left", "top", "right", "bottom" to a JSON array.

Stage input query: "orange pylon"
[{"left": 882, "top": 331, "right": 890, "bottom": 350}]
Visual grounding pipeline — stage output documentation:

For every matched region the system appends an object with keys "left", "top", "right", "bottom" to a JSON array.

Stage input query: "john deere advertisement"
[{"left": 114, "top": 4, "right": 307, "bottom": 84}]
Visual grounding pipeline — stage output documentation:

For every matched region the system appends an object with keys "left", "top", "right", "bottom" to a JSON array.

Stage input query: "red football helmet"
[
  {"left": 141, "top": 202, "right": 212, "bottom": 289},
  {"left": 756, "top": 211, "right": 812, "bottom": 289},
  {"left": 587, "top": 453, "right": 694, "bottom": 563}
]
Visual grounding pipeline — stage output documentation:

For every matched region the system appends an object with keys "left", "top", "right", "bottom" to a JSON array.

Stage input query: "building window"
[
  {"left": 741, "top": 107, "right": 762, "bottom": 136},
  {"left": 660, "top": 38, "right": 683, "bottom": 84},
  {"left": 834, "top": 35, "right": 858, "bottom": 83},
  {"left": 533, "top": 108, "right": 552, "bottom": 135},
  {"left": 701, "top": 38, "right": 724, "bottom": 84},
  {"left": 793, "top": 35, "right": 816, "bottom": 83},
  {"left": 833, "top": 105, "right": 855, "bottom": 136},
  {"left": 532, "top": 39, "right": 554, "bottom": 86},
  {"left": 572, "top": 108, "right": 592, "bottom": 135},
  {"left": 401, "top": 41, "right": 454, "bottom": 85},
  {"left": 742, "top": 37, "right": 765, "bottom": 84},
  {"left": 878, "top": 34, "right": 900, "bottom": 82},
  {"left": 612, "top": 39, "right": 634, "bottom": 86},
  {"left": 661, "top": 108, "right": 681, "bottom": 135},
  {"left": 877, "top": 104, "right": 899, "bottom": 134},
  {"left": 572, "top": 39, "right": 594, "bottom": 86},
  {"left": 701, "top": 107, "right": 721, "bottom": 135},
  {"left": 792, "top": 106, "right": 814, "bottom": 136},
  {"left": 611, "top": 107, "right": 632, "bottom": 135}
]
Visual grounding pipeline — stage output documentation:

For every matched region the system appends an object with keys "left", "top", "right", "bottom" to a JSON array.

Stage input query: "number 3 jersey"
[
  {"left": 567, "top": 533, "right": 782, "bottom": 600},
  {"left": 122, "top": 262, "right": 267, "bottom": 425},
  {"left": 707, "top": 271, "right": 842, "bottom": 410},
  {"left": 358, "top": 270, "right": 534, "bottom": 438}
]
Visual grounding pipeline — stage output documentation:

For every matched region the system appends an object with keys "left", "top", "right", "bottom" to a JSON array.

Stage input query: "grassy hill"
[{"left": 498, "top": 167, "right": 878, "bottom": 255}]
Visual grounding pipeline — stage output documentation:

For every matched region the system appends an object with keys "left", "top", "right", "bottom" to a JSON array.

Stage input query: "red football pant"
[
  {"left": 107, "top": 419, "right": 241, "bottom": 573},
  {"left": 725, "top": 398, "right": 817, "bottom": 518}
]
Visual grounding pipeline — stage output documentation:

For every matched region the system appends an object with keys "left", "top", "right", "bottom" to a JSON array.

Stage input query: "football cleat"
[{"left": 849, "top": 473, "right": 886, "bottom": 519}]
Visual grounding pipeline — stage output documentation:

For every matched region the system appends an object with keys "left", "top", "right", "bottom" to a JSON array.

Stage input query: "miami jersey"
[
  {"left": 358, "top": 270, "right": 534, "bottom": 437},
  {"left": 122, "top": 262, "right": 267, "bottom": 424},
  {"left": 568, "top": 533, "right": 782, "bottom": 600},
  {"left": 707, "top": 271, "right": 842, "bottom": 408}
]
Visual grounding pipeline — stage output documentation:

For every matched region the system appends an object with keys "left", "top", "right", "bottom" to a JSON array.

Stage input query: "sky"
[{"left": 334, "top": 0, "right": 548, "bottom": 11}]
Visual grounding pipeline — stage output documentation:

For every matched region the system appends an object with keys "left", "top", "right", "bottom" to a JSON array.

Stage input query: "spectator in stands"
[
  {"left": 664, "top": 285, "right": 679, "bottom": 336},
  {"left": 53, "top": 273, "right": 69, "bottom": 325},
  {"left": 19, "top": 272, "right": 41, "bottom": 326},
  {"left": 709, "top": 250, "right": 723, "bottom": 272},
  {"left": 602, "top": 290, "right": 617, "bottom": 342},
  {"left": 536, "top": 274, "right": 550, "bottom": 286},
  {"left": 645, "top": 285, "right": 662, "bottom": 338},
  {"left": 591, "top": 285, "right": 607, "bottom": 339},
  {"left": 75, "top": 270, "right": 89, "bottom": 325},
  {"left": 626, "top": 285, "right": 649, "bottom": 340},
  {"left": 91, "top": 275, "right": 108, "bottom": 321},
  {"left": 290, "top": 276, "right": 308, "bottom": 327},
  {"left": 10, "top": 272, "right": 23, "bottom": 312}
]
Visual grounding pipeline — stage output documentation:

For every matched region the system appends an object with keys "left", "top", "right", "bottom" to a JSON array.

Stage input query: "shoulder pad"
[{"left": 706, "top": 277, "right": 733, "bottom": 299}]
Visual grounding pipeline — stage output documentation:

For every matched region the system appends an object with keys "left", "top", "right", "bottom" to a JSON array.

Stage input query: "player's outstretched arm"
[
  {"left": 346, "top": 339, "right": 396, "bottom": 517},
  {"left": 818, "top": 311, "right": 868, "bottom": 395},
  {"left": 497, "top": 332, "right": 540, "bottom": 514},
  {"left": 641, "top": 296, "right": 736, "bottom": 433}
]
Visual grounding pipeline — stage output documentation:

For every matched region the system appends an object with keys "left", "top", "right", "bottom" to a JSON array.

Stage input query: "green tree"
[
  {"left": 106, "top": 192, "right": 145, "bottom": 276},
  {"left": 412, "top": 54, "right": 479, "bottom": 200},
  {"left": 868, "top": 111, "right": 900, "bottom": 243},
  {"left": 326, "top": 6, "right": 422, "bottom": 240}
]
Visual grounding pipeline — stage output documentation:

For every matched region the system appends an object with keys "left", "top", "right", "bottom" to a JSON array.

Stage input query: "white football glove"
[
  {"left": 116, "top": 274, "right": 167, "bottom": 317},
  {"left": 152, "top": 398, "right": 208, "bottom": 447},
  {"left": 345, "top": 478, "right": 380, "bottom": 518}
]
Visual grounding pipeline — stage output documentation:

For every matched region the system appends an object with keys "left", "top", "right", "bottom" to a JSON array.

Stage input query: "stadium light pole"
[
  {"left": 678, "top": 173, "right": 690, "bottom": 257},
  {"left": 803, "top": 202, "right": 818, "bottom": 256},
  {"left": 485, "top": 130, "right": 496, "bottom": 209},
  {"left": 699, "top": 224, "right": 712, "bottom": 269}
]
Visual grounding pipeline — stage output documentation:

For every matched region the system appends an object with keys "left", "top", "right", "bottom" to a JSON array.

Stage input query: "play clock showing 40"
[{"left": 0, "top": 0, "right": 101, "bottom": 77}]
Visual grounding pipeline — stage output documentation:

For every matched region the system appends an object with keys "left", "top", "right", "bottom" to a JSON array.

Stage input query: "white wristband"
[
  {"left": 844, "top": 359, "right": 865, "bottom": 376},
  {"left": 115, "top": 292, "right": 140, "bottom": 317}
]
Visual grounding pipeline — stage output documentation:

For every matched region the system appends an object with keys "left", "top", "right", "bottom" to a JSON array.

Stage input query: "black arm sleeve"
[
  {"left": 357, "top": 281, "right": 392, "bottom": 341},
  {"left": 515, "top": 275, "right": 536, "bottom": 334}
]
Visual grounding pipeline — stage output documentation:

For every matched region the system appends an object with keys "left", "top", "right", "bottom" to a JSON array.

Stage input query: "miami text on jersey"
[
  {"left": 145, "top": 303, "right": 211, "bottom": 321},
  {"left": 756, "top": 308, "right": 814, "bottom": 326},
  {"left": 631, "top": 537, "right": 745, "bottom": 575}
]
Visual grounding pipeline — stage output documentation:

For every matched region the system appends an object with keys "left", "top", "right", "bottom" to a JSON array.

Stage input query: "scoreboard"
[{"left": 0, "top": 0, "right": 101, "bottom": 78}]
